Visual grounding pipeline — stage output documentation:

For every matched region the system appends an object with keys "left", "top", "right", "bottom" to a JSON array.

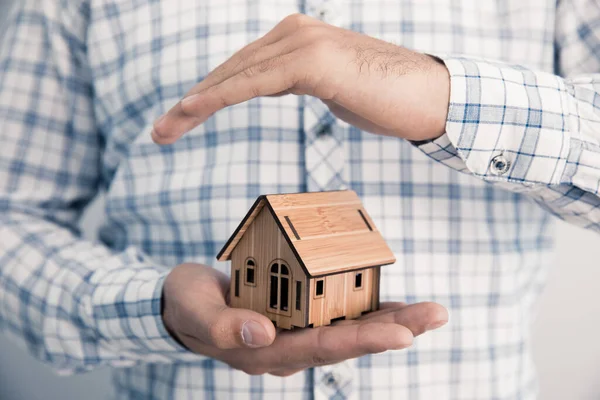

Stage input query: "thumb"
[
  {"left": 163, "top": 263, "right": 277, "bottom": 352},
  {"left": 202, "top": 303, "right": 277, "bottom": 349}
]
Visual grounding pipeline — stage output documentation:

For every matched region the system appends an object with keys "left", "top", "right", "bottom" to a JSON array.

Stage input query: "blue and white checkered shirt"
[{"left": 2, "top": 0, "right": 600, "bottom": 398}]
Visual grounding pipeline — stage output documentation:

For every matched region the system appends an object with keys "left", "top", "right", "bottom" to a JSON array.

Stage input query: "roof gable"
[
  {"left": 216, "top": 191, "right": 396, "bottom": 277},
  {"left": 216, "top": 196, "right": 266, "bottom": 261}
]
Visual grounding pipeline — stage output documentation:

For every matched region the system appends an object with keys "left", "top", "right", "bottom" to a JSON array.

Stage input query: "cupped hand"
[
  {"left": 151, "top": 13, "right": 449, "bottom": 145},
  {"left": 162, "top": 263, "right": 448, "bottom": 376}
]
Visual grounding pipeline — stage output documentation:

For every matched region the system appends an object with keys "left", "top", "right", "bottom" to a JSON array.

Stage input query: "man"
[{"left": 0, "top": 0, "right": 598, "bottom": 398}]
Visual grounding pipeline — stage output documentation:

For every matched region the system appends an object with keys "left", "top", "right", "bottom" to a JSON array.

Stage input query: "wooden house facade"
[{"left": 216, "top": 191, "right": 396, "bottom": 329}]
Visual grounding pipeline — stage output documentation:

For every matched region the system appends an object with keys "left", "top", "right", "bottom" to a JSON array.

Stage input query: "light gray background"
[{"left": 1, "top": 1, "right": 600, "bottom": 399}]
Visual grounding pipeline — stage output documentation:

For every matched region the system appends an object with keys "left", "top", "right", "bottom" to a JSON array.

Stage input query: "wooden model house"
[{"left": 216, "top": 191, "right": 396, "bottom": 329}]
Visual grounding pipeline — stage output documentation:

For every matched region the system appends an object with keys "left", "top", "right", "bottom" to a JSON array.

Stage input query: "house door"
[{"left": 268, "top": 261, "right": 291, "bottom": 315}]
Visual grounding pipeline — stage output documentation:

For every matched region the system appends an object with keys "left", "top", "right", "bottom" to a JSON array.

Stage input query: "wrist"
[
  {"left": 392, "top": 52, "right": 450, "bottom": 142},
  {"left": 161, "top": 270, "right": 194, "bottom": 351},
  {"left": 89, "top": 267, "right": 195, "bottom": 359},
  {"left": 160, "top": 287, "right": 188, "bottom": 350},
  {"left": 419, "top": 54, "right": 450, "bottom": 141}
]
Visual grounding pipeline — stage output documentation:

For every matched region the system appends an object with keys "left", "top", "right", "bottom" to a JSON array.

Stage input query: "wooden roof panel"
[
  {"left": 277, "top": 203, "right": 372, "bottom": 242},
  {"left": 266, "top": 190, "right": 361, "bottom": 209},
  {"left": 267, "top": 190, "right": 395, "bottom": 276},
  {"left": 292, "top": 231, "right": 396, "bottom": 276},
  {"left": 217, "top": 190, "right": 397, "bottom": 276}
]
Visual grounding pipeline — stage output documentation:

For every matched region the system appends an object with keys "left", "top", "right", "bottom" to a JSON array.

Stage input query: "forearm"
[{"left": 0, "top": 211, "right": 200, "bottom": 374}]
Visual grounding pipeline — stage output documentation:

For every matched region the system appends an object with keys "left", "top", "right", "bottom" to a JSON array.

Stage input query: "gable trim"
[
  {"left": 264, "top": 201, "right": 311, "bottom": 277},
  {"left": 217, "top": 192, "right": 396, "bottom": 277},
  {"left": 216, "top": 196, "right": 266, "bottom": 261}
]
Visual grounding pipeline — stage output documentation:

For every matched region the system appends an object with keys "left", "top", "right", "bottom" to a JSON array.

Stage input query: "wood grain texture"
[
  {"left": 370, "top": 266, "right": 381, "bottom": 311},
  {"left": 308, "top": 268, "right": 375, "bottom": 327},
  {"left": 293, "top": 231, "right": 395, "bottom": 276},
  {"left": 220, "top": 191, "right": 392, "bottom": 329},
  {"left": 230, "top": 207, "right": 307, "bottom": 329},
  {"left": 266, "top": 190, "right": 361, "bottom": 209},
  {"left": 280, "top": 203, "right": 371, "bottom": 239},
  {"left": 219, "top": 190, "right": 396, "bottom": 277},
  {"left": 267, "top": 190, "right": 396, "bottom": 276}
]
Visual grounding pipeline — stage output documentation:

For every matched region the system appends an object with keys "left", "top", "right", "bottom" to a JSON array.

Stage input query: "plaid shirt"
[{"left": 1, "top": 0, "right": 600, "bottom": 398}]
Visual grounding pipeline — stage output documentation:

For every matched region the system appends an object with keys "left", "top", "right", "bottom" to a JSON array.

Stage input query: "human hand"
[
  {"left": 151, "top": 13, "right": 450, "bottom": 145},
  {"left": 162, "top": 263, "right": 448, "bottom": 376}
]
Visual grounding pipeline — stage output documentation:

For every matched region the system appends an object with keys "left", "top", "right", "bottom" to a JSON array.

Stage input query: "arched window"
[{"left": 269, "top": 261, "right": 290, "bottom": 312}]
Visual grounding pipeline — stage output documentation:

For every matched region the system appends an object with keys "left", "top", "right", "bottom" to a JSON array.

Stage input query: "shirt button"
[
  {"left": 311, "top": 1, "right": 342, "bottom": 25},
  {"left": 322, "top": 372, "right": 340, "bottom": 387},
  {"left": 316, "top": 124, "right": 332, "bottom": 137},
  {"left": 490, "top": 154, "right": 511, "bottom": 176}
]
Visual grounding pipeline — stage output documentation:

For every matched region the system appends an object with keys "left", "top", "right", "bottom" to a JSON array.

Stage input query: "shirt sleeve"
[
  {"left": 0, "top": 0, "right": 200, "bottom": 374},
  {"left": 415, "top": 0, "right": 600, "bottom": 232}
]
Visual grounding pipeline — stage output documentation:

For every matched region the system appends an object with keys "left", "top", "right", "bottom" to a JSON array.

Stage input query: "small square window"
[
  {"left": 355, "top": 272, "right": 363, "bottom": 289},
  {"left": 315, "top": 279, "right": 324, "bottom": 297}
]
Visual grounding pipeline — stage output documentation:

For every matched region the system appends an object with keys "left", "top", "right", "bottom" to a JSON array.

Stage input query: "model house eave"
[{"left": 216, "top": 191, "right": 397, "bottom": 277}]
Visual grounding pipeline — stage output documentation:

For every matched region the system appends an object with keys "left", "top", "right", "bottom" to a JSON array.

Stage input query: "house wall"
[
  {"left": 308, "top": 267, "right": 378, "bottom": 327},
  {"left": 230, "top": 207, "right": 307, "bottom": 329}
]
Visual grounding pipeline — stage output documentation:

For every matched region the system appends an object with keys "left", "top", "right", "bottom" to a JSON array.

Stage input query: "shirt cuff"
[
  {"left": 415, "top": 56, "right": 573, "bottom": 187},
  {"left": 89, "top": 264, "right": 200, "bottom": 364}
]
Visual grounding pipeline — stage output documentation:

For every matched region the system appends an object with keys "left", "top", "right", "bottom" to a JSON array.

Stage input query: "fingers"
[
  {"left": 359, "top": 302, "right": 449, "bottom": 336},
  {"left": 379, "top": 301, "right": 408, "bottom": 310},
  {"left": 269, "top": 368, "right": 304, "bottom": 377},
  {"left": 204, "top": 306, "right": 278, "bottom": 349},
  {"left": 329, "top": 302, "right": 408, "bottom": 326},
  {"left": 233, "top": 322, "right": 413, "bottom": 374},
  {"left": 180, "top": 35, "right": 297, "bottom": 105},
  {"left": 183, "top": 15, "right": 320, "bottom": 98},
  {"left": 162, "top": 264, "right": 277, "bottom": 352},
  {"left": 152, "top": 14, "right": 325, "bottom": 145},
  {"left": 267, "top": 303, "right": 448, "bottom": 377},
  {"left": 153, "top": 38, "right": 298, "bottom": 141},
  {"left": 153, "top": 53, "right": 300, "bottom": 144},
  {"left": 176, "top": 304, "right": 277, "bottom": 351},
  {"left": 211, "top": 301, "right": 447, "bottom": 375},
  {"left": 357, "top": 302, "right": 408, "bottom": 319},
  {"left": 331, "top": 302, "right": 448, "bottom": 336}
]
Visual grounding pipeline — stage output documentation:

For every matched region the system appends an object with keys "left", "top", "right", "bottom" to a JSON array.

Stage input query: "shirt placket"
[
  {"left": 314, "top": 360, "right": 358, "bottom": 400},
  {"left": 304, "top": 96, "right": 348, "bottom": 192},
  {"left": 302, "top": 2, "right": 356, "bottom": 399},
  {"left": 303, "top": 0, "right": 347, "bottom": 193}
]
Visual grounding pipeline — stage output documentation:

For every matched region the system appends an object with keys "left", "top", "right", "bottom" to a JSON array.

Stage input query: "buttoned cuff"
[
  {"left": 90, "top": 265, "right": 200, "bottom": 365},
  {"left": 415, "top": 56, "right": 573, "bottom": 187}
]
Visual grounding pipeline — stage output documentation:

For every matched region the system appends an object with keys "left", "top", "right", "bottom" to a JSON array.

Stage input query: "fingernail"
[
  {"left": 426, "top": 320, "right": 448, "bottom": 331},
  {"left": 242, "top": 320, "right": 271, "bottom": 348},
  {"left": 181, "top": 93, "right": 199, "bottom": 108}
]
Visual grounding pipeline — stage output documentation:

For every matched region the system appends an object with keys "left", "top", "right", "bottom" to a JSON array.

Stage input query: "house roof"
[{"left": 216, "top": 190, "right": 396, "bottom": 277}]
